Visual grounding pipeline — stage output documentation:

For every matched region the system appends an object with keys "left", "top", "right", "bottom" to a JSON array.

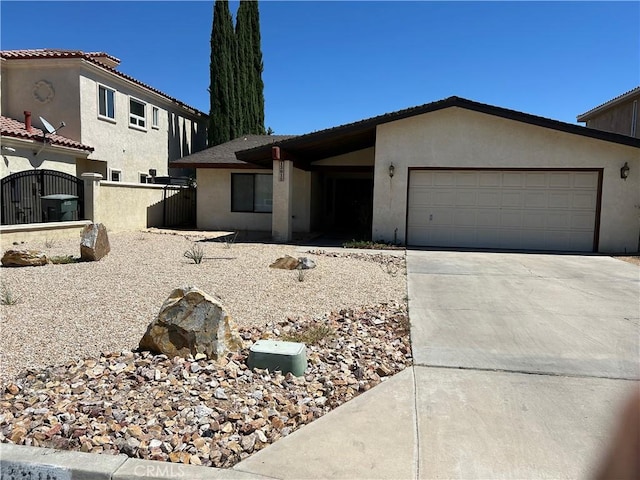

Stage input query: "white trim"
[
  {"left": 152, "top": 106, "right": 160, "bottom": 129},
  {"left": 128, "top": 96, "right": 147, "bottom": 130},
  {"left": 97, "top": 83, "right": 116, "bottom": 121},
  {"left": 108, "top": 168, "right": 122, "bottom": 182}
]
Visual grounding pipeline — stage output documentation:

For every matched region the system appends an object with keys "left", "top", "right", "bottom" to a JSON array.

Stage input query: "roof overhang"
[
  {"left": 577, "top": 86, "right": 640, "bottom": 122},
  {"left": 237, "top": 96, "right": 640, "bottom": 169}
]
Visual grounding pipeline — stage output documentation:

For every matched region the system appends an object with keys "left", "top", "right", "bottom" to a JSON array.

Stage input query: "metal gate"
[
  {"left": 1, "top": 169, "right": 84, "bottom": 225},
  {"left": 163, "top": 184, "right": 196, "bottom": 228}
]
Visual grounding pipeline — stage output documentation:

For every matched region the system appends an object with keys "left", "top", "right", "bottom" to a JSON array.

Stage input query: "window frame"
[
  {"left": 151, "top": 106, "right": 160, "bottom": 129},
  {"left": 129, "top": 96, "right": 147, "bottom": 130},
  {"left": 231, "top": 173, "right": 273, "bottom": 213},
  {"left": 97, "top": 84, "right": 116, "bottom": 121},
  {"left": 139, "top": 172, "right": 150, "bottom": 184},
  {"left": 109, "top": 169, "right": 122, "bottom": 182}
]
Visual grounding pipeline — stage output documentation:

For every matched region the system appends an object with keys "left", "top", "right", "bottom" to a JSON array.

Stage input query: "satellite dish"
[
  {"left": 39, "top": 116, "right": 65, "bottom": 135},
  {"left": 35, "top": 116, "right": 67, "bottom": 156}
]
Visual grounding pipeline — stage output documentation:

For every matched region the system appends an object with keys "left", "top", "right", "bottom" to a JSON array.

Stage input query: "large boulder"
[
  {"left": 139, "top": 286, "right": 243, "bottom": 360},
  {"left": 80, "top": 223, "right": 110, "bottom": 261},
  {"left": 1, "top": 249, "right": 48, "bottom": 267}
]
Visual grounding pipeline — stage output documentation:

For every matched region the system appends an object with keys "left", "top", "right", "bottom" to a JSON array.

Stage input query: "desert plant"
[
  {"left": 297, "top": 268, "right": 306, "bottom": 282},
  {"left": 220, "top": 231, "right": 238, "bottom": 249},
  {"left": 50, "top": 255, "right": 78, "bottom": 265},
  {"left": 184, "top": 243, "right": 205, "bottom": 264},
  {"left": 282, "top": 324, "right": 335, "bottom": 345},
  {"left": 342, "top": 239, "right": 403, "bottom": 250},
  {"left": 44, "top": 238, "right": 56, "bottom": 248},
  {"left": 1, "top": 283, "right": 19, "bottom": 306}
]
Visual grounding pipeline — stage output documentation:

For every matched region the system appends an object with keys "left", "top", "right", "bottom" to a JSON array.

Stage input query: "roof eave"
[{"left": 577, "top": 87, "right": 640, "bottom": 122}]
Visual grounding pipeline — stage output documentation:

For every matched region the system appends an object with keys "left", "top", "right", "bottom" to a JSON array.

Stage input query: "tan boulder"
[
  {"left": 80, "top": 223, "right": 110, "bottom": 261},
  {"left": 1, "top": 249, "right": 48, "bottom": 267},
  {"left": 269, "top": 255, "right": 300, "bottom": 270},
  {"left": 139, "top": 286, "right": 243, "bottom": 360}
]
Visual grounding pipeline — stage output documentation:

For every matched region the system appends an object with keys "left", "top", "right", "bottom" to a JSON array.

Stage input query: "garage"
[{"left": 407, "top": 169, "right": 601, "bottom": 252}]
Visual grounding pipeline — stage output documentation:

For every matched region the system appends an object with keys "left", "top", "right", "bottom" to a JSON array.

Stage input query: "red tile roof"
[
  {"left": 0, "top": 115, "right": 94, "bottom": 152},
  {"left": 0, "top": 49, "right": 206, "bottom": 117}
]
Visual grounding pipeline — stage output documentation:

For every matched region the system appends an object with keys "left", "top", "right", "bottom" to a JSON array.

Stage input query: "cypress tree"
[
  {"left": 209, "top": 0, "right": 236, "bottom": 146},
  {"left": 236, "top": 0, "right": 265, "bottom": 135}
]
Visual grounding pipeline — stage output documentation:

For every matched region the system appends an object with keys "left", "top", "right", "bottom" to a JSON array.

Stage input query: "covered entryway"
[{"left": 407, "top": 169, "right": 601, "bottom": 252}]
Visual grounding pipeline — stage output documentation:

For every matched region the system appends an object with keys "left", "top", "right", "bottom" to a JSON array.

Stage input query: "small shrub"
[
  {"left": 221, "top": 232, "right": 238, "bottom": 249},
  {"left": 282, "top": 324, "right": 335, "bottom": 345},
  {"left": 1, "top": 283, "right": 19, "bottom": 306},
  {"left": 44, "top": 238, "right": 56, "bottom": 248},
  {"left": 297, "top": 268, "right": 306, "bottom": 282},
  {"left": 50, "top": 255, "right": 78, "bottom": 264},
  {"left": 184, "top": 243, "right": 205, "bottom": 264}
]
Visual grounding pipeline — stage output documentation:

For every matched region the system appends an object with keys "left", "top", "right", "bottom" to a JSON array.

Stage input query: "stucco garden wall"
[
  {"left": 372, "top": 107, "right": 640, "bottom": 253},
  {"left": 96, "top": 182, "right": 182, "bottom": 232},
  {"left": 0, "top": 144, "right": 78, "bottom": 178}
]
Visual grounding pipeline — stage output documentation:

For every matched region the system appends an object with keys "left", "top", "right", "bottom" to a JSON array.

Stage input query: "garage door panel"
[{"left": 408, "top": 170, "right": 598, "bottom": 252}]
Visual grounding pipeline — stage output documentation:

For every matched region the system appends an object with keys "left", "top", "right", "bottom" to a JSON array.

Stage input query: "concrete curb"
[{"left": 0, "top": 443, "right": 276, "bottom": 480}]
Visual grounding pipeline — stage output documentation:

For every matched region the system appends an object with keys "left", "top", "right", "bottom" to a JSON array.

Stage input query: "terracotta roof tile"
[
  {"left": 0, "top": 49, "right": 206, "bottom": 116},
  {"left": 0, "top": 115, "right": 94, "bottom": 152}
]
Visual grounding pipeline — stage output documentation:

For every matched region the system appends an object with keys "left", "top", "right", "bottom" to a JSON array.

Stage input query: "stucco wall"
[
  {"left": 196, "top": 167, "right": 312, "bottom": 234},
  {"left": 311, "top": 147, "right": 375, "bottom": 166},
  {"left": 373, "top": 107, "right": 640, "bottom": 253},
  {"left": 97, "top": 182, "right": 182, "bottom": 232},
  {"left": 0, "top": 144, "right": 78, "bottom": 178},
  {"left": 0, "top": 221, "right": 90, "bottom": 249},
  {"left": 1, "top": 59, "right": 82, "bottom": 140}
]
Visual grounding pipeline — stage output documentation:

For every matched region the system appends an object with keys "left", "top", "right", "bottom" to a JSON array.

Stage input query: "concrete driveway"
[{"left": 408, "top": 251, "right": 639, "bottom": 479}]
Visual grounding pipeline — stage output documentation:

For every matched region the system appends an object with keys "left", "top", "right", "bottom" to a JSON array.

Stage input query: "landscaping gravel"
[{"left": 0, "top": 230, "right": 406, "bottom": 386}]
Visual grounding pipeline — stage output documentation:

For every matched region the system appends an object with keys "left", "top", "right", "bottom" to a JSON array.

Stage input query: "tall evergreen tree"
[
  {"left": 209, "top": 0, "right": 237, "bottom": 146},
  {"left": 235, "top": 0, "right": 265, "bottom": 135},
  {"left": 210, "top": 0, "right": 265, "bottom": 145}
]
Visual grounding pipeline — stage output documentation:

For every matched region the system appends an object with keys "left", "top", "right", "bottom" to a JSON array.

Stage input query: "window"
[
  {"left": 231, "top": 173, "right": 272, "bottom": 212},
  {"left": 98, "top": 85, "right": 115, "bottom": 119},
  {"left": 152, "top": 106, "right": 159, "bottom": 129},
  {"left": 139, "top": 173, "right": 149, "bottom": 184},
  {"left": 129, "top": 97, "right": 146, "bottom": 128},
  {"left": 110, "top": 169, "right": 122, "bottom": 182}
]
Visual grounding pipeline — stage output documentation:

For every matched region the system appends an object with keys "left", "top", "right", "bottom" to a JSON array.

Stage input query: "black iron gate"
[
  {"left": 162, "top": 184, "right": 196, "bottom": 228},
  {"left": 1, "top": 169, "right": 84, "bottom": 225}
]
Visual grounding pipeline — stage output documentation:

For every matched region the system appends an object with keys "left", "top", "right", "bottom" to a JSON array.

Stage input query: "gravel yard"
[
  {"left": 0, "top": 230, "right": 406, "bottom": 386},
  {"left": 0, "top": 230, "right": 409, "bottom": 466}
]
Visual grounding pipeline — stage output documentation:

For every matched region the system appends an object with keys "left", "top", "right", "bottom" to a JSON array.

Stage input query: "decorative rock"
[
  {"left": 139, "top": 286, "right": 243, "bottom": 360},
  {"left": 298, "top": 257, "right": 316, "bottom": 270},
  {"left": 1, "top": 249, "right": 48, "bottom": 267},
  {"left": 269, "top": 255, "right": 300, "bottom": 270},
  {"left": 80, "top": 223, "right": 110, "bottom": 261}
]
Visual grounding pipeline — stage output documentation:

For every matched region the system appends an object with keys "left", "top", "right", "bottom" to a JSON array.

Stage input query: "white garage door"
[{"left": 407, "top": 170, "right": 599, "bottom": 252}]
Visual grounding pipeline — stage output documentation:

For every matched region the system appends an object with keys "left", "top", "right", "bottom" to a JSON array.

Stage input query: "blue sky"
[{"left": 1, "top": 1, "right": 638, "bottom": 135}]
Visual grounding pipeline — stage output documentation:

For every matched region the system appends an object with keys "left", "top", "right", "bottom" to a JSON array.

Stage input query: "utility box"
[
  {"left": 41, "top": 194, "right": 78, "bottom": 222},
  {"left": 247, "top": 340, "right": 307, "bottom": 376}
]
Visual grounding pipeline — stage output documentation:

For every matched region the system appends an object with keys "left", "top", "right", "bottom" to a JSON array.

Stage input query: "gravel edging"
[{"left": 0, "top": 302, "right": 412, "bottom": 467}]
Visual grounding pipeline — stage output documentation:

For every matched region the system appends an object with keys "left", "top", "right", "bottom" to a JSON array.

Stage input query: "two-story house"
[
  {"left": 577, "top": 86, "right": 640, "bottom": 139},
  {"left": 0, "top": 49, "right": 208, "bottom": 182}
]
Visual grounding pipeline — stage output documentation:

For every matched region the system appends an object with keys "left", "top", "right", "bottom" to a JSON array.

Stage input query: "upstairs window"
[
  {"left": 129, "top": 97, "right": 146, "bottom": 129},
  {"left": 98, "top": 85, "right": 115, "bottom": 119},
  {"left": 110, "top": 169, "right": 121, "bottom": 182},
  {"left": 152, "top": 106, "right": 159, "bottom": 128}
]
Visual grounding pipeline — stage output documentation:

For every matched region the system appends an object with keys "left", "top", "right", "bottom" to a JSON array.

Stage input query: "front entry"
[{"left": 319, "top": 174, "right": 373, "bottom": 238}]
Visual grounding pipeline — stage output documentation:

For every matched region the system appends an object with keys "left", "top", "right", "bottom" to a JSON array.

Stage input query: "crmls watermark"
[{"left": 133, "top": 464, "right": 186, "bottom": 478}]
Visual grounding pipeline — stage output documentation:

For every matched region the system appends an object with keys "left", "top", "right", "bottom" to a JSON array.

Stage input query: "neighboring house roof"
[
  {"left": 0, "top": 115, "right": 94, "bottom": 152},
  {"left": 173, "top": 135, "right": 295, "bottom": 168},
  {"left": 577, "top": 86, "right": 640, "bottom": 122},
  {"left": 236, "top": 96, "right": 640, "bottom": 167},
  {"left": 0, "top": 49, "right": 207, "bottom": 117}
]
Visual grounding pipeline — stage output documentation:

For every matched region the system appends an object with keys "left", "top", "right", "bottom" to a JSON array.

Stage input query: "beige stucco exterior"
[
  {"left": 372, "top": 107, "right": 639, "bottom": 252},
  {"left": 1, "top": 55, "right": 207, "bottom": 182},
  {"left": 0, "top": 139, "right": 81, "bottom": 178},
  {"left": 196, "top": 167, "right": 313, "bottom": 234}
]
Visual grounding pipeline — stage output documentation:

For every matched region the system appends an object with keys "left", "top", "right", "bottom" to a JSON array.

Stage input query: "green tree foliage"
[
  {"left": 236, "top": 0, "right": 265, "bottom": 135},
  {"left": 210, "top": 0, "right": 265, "bottom": 146},
  {"left": 209, "top": 0, "right": 238, "bottom": 146}
]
